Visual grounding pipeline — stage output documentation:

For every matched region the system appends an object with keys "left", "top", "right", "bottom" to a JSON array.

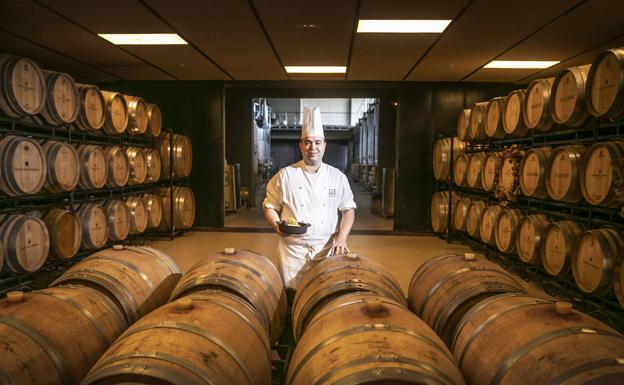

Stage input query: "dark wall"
[
  {"left": 394, "top": 82, "right": 516, "bottom": 232},
  {"left": 100, "top": 80, "right": 225, "bottom": 228}
]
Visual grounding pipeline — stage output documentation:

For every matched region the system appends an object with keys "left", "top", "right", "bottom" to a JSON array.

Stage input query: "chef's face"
[{"left": 300, "top": 136, "right": 326, "bottom": 165}]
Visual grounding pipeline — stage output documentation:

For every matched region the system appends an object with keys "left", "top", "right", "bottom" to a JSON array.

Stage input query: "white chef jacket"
[{"left": 263, "top": 160, "right": 356, "bottom": 288}]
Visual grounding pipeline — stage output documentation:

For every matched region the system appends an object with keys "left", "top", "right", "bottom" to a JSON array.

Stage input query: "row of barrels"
[
  {"left": 432, "top": 191, "right": 624, "bottom": 308},
  {"left": 408, "top": 253, "right": 624, "bottom": 385},
  {"left": 436, "top": 138, "right": 624, "bottom": 208},
  {"left": 0, "top": 54, "right": 162, "bottom": 136},
  {"left": 0, "top": 186, "right": 194, "bottom": 274},
  {"left": 457, "top": 47, "right": 624, "bottom": 141}
]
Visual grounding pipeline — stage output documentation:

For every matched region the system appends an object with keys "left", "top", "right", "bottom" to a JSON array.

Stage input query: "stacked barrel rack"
[
  {"left": 0, "top": 53, "right": 195, "bottom": 296},
  {"left": 432, "top": 47, "right": 624, "bottom": 331}
]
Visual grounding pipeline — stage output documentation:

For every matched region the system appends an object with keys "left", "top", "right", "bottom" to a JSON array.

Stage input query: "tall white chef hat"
[{"left": 301, "top": 107, "right": 324, "bottom": 139}]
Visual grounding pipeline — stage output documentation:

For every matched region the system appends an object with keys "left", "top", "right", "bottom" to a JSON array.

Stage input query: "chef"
[{"left": 263, "top": 106, "right": 356, "bottom": 289}]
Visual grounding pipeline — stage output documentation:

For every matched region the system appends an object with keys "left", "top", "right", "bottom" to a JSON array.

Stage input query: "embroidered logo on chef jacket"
[{"left": 328, "top": 188, "right": 337, "bottom": 197}]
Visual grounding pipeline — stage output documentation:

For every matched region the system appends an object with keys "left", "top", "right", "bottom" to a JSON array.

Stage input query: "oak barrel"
[
  {"left": 42, "top": 140, "right": 80, "bottom": 193},
  {"left": 146, "top": 103, "right": 162, "bottom": 137},
  {"left": 0, "top": 54, "right": 46, "bottom": 118},
  {"left": 145, "top": 147, "right": 162, "bottom": 183},
  {"left": 516, "top": 214, "right": 550, "bottom": 264},
  {"left": 499, "top": 152, "right": 524, "bottom": 198},
  {"left": 0, "top": 135, "right": 47, "bottom": 196},
  {"left": 480, "top": 205, "right": 502, "bottom": 246},
  {"left": 169, "top": 248, "right": 286, "bottom": 344},
  {"left": 157, "top": 186, "right": 196, "bottom": 230},
  {"left": 453, "top": 154, "right": 469, "bottom": 186},
  {"left": 495, "top": 208, "right": 523, "bottom": 253},
  {"left": 546, "top": 144, "right": 585, "bottom": 202},
  {"left": 541, "top": 220, "right": 583, "bottom": 276},
  {"left": 38, "top": 70, "right": 79, "bottom": 125},
  {"left": 43, "top": 208, "right": 81, "bottom": 261},
  {"left": 160, "top": 133, "right": 193, "bottom": 178},
  {"left": 586, "top": 48, "right": 624, "bottom": 119},
  {"left": 614, "top": 250, "right": 624, "bottom": 309},
  {"left": 123, "top": 95, "right": 148, "bottom": 136},
  {"left": 292, "top": 253, "right": 405, "bottom": 342},
  {"left": 104, "top": 146, "right": 130, "bottom": 188},
  {"left": 550, "top": 64, "right": 591, "bottom": 127},
  {"left": 51, "top": 245, "right": 182, "bottom": 324},
  {"left": 408, "top": 253, "right": 525, "bottom": 345},
  {"left": 452, "top": 294, "right": 624, "bottom": 385},
  {"left": 457, "top": 108, "right": 471, "bottom": 141},
  {"left": 142, "top": 193, "right": 163, "bottom": 229},
  {"left": 433, "top": 137, "right": 466, "bottom": 181},
  {"left": 287, "top": 292, "right": 466, "bottom": 385},
  {"left": 503, "top": 90, "right": 529, "bottom": 137},
  {"left": 77, "top": 144, "right": 107, "bottom": 190},
  {"left": 104, "top": 200, "right": 130, "bottom": 241},
  {"left": 519, "top": 147, "right": 551, "bottom": 198},
  {"left": 469, "top": 102, "right": 488, "bottom": 140},
  {"left": 523, "top": 77, "right": 555, "bottom": 131},
  {"left": 453, "top": 197, "right": 471, "bottom": 232},
  {"left": 82, "top": 292, "right": 271, "bottom": 385},
  {"left": 466, "top": 200, "right": 486, "bottom": 238},
  {"left": 125, "top": 196, "right": 148, "bottom": 234},
  {"left": 100, "top": 91, "right": 128, "bottom": 135},
  {"left": 0, "top": 285, "right": 127, "bottom": 385},
  {"left": 125, "top": 146, "right": 147, "bottom": 185},
  {"left": 486, "top": 97, "right": 507, "bottom": 139},
  {"left": 76, "top": 203, "right": 109, "bottom": 250},
  {"left": 75, "top": 84, "right": 105, "bottom": 132},
  {"left": 467, "top": 152, "right": 486, "bottom": 189},
  {"left": 0, "top": 213, "right": 49, "bottom": 273},
  {"left": 581, "top": 140, "right": 624, "bottom": 207},
  {"left": 481, "top": 152, "right": 501, "bottom": 191},
  {"left": 571, "top": 228, "right": 624, "bottom": 295},
  {"left": 431, "top": 191, "right": 458, "bottom": 233}
]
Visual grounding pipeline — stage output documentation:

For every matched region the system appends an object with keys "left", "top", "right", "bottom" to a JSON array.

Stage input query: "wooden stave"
[
  {"left": 75, "top": 84, "right": 106, "bottom": 132},
  {"left": 125, "top": 196, "right": 148, "bottom": 234},
  {"left": 571, "top": 228, "right": 624, "bottom": 295},
  {"left": 540, "top": 220, "right": 583, "bottom": 277},
  {"left": 466, "top": 200, "right": 486, "bottom": 238},
  {"left": 545, "top": 144, "right": 586, "bottom": 203},
  {"left": 586, "top": 48, "right": 624, "bottom": 119},
  {"left": 0, "top": 135, "right": 47, "bottom": 197},
  {"left": 287, "top": 292, "right": 465, "bottom": 385},
  {"left": 145, "top": 148, "right": 162, "bottom": 183},
  {"left": 0, "top": 285, "right": 128, "bottom": 385},
  {"left": 481, "top": 152, "right": 501, "bottom": 192},
  {"left": 170, "top": 249, "right": 286, "bottom": 345},
  {"left": 76, "top": 144, "right": 107, "bottom": 190},
  {"left": 43, "top": 208, "right": 81, "bottom": 261},
  {"left": 104, "top": 200, "right": 130, "bottom": 242},
  {"left": 291, "top": 253, "right": 406, "bottom": 342},
  {"left": 523, "top": 77, "right": 555, "bottom": 131},
  {"left": 480, "top": 205, "right": 502, "bottom": 246},
  {"left": 51, "top": 245, "right": 182, "bottom": 325},
  {"left": 469, "top": 102, "right": 489, "bottom": 140},
  {"left": 503, "top": 90, "right": 530, "bottom": 137},
  {"left": 104, "top": 146, "right": 130, "bottom": 188},
  {"left": 467, "top": 152, "right": 486, "bottom": 189},
  {"left": 494, "top": 208, "right": 524, "bottom": 253},
  {"left": 580, "top": 140, "right": 624, "bottom": 207},
  {"left": 38, "top": 70, "right": 80, "bottom": 126},
  {"left": 453, "top": 197, "right": 472, "bottom": 232},
  {"left": 457, "top": 109, "right": 471, "bottom": 141},
  {"left": 146, "top": 103, "right": 162, "bottom": 137},
  {"left": 0, "top": 54, "right": 47, "bottom": 119},
  {"left": 519, "top": 147, "right": 552, "bottom": 198},
  {"left": 76, "top": 203, "right": 109, "bottom": 250},
  {"left": 0, "top": 213, "right": 49, "bottom": 273},
  {"left": 407, "top": 254, "right": 526, "bottom": 346},
  {"left": 41, "top": 140, "right": 80, "bottom": 193},
  {"left": 125, "top": 146, "right": 147, "bottom": 185},
  {"left": 157, "top": 186, "right": 196, "bottom": 230},
  {"left": 550, "top": 64, "right": 591, "bottom": 127},
  {"left": 142, "top": 193, "right": 163, "bottom": 229},
  {"left": 516, "top": 214, "right": 551, "bottom": 264},
  {"left": 485, "top": 97, "right": 507, "bottom": 139},
  {"left": 453, "top": 154, "right": 470, "bottom": 186},
  {"left": 82, "top": 291, "right": 271, "bottom": 385},
  {"left": 452, "top": 294, "right": 624, "bottom": 385},
  {"left": 100, "top": 91, "right": 129, "bottom": 135},
  {"left": 123, "top": 95, "right": 149, "bottom": 136}
]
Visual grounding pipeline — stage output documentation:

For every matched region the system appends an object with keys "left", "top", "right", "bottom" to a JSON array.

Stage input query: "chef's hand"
[{"left": 330, "top": 238, "right": 350, "bottom": 256}]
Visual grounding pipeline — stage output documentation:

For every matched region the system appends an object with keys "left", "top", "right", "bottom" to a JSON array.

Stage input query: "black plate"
[{"left": 276, "top": 221, "right": 311, "bottom": 234}]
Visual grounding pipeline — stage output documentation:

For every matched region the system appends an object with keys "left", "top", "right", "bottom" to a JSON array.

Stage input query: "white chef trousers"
[{"left": 277, "top": 236, "right": 334, "bottom": 289}]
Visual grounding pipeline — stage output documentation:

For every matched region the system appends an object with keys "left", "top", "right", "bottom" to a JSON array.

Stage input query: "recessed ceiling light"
[
  {"left": 357, "top": 19, "right": 451, "bottom": 33},
  {"left": 285, "top": 66, "right": 347, "bottom": 73},
  {"left": 98, "top": 33, "right": 187, "bottom": 45},
  {"left": 484, "top": 60, "right": 560, "bottom": 69},
  {"left": 296, "top": 24, "right": 321, "bottom": 30}
]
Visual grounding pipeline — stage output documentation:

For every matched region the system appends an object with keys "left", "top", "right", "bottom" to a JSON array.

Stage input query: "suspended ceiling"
[{"left": 0, "top": 0, "right": 622, "bottom": 84}]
